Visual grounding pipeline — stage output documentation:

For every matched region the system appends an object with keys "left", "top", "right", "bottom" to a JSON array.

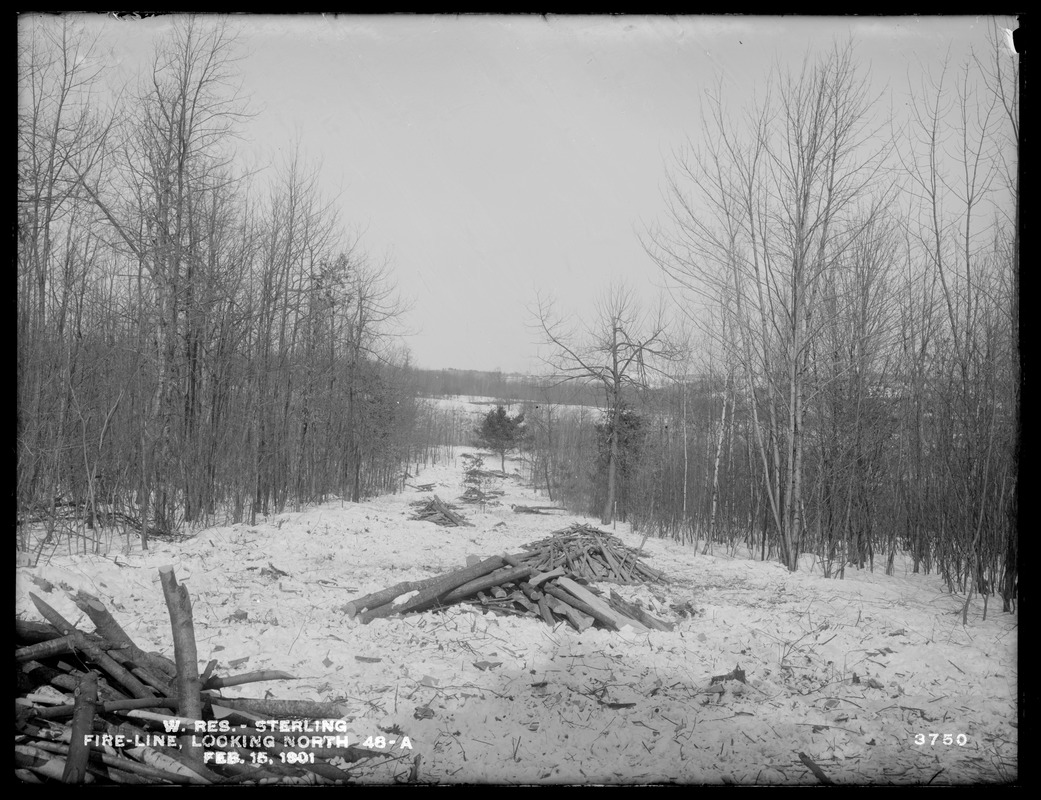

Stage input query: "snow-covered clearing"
[
  {"left": 16, "top": 448, "right": 1017, "bottom": 785},
  {"left": 422, "top": 394, "right": 596, "bottom": 419}
]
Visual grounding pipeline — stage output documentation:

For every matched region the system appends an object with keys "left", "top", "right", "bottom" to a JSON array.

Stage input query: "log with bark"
[
  {"left": 357, "top": 553, "right": 532, "bottom": 623},
  {"left": 510, "top": 504, "right": 565, "bottom": 515}
]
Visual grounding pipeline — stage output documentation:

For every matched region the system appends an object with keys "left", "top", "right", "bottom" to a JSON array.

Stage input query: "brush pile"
[
  {"left": 521, "top": 524, "right": 668, "bottom": 584},
  {"left": 343, "top": 524, "right": 673, "bottom": 632},
  {"left": 458, "top": 487, "right": 505, "bottom": 505},
  {"left": 408, "top": 495, "right": 472, "bottom": 527},
  {"left": 15, "top": 572, "right": 396, "bottom": 785}
]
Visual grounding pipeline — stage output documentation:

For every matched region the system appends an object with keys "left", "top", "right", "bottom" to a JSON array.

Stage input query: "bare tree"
[
  {"left": 534, "top": 284, "right": 678, "bottom": 525},
  {"left": 646, "top": 42, "right": 893, "bottom": 570},
  {"left": 17, "top": 14, "right": 422, "bottom": 551},
  {"left": 17, "top": 15, "right": 113, "bottom": 540},
  {"left": 900, "top": 34, "right": 1017, "bottom": 615},
  {"left": 974, "top": 20, "right": 1019, "bottom": 612}
]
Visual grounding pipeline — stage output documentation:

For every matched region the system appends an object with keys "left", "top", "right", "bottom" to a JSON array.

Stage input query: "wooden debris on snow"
[
  {"left": 409, "top": 495, "right": 472, "bottom": 527},
  {"left": 608, "top": 590, "right": 675, "bottom": 632},
  {"left": 510, "top": 504, "right": 565, "bottom": 515},
  {"left": 458, "top": 487, "right": 505, "bottom": 504},
  {"left": 15, "top": 579, "right": 395, "bottom": 785},
  {"left": 461, "top": 453, "right": 515, "bottom": 482},
  {"left": 344, "top": 524, "right": 672, "bottom": 633}
]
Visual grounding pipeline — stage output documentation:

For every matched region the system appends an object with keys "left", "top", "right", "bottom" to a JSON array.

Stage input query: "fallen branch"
[
  {"left": 29, "top": 593, "right": 156, "bottom": 700},
  {"left": 106, "top": 648, "right": 175, "bottom": 696},
  {"left": 28, "top": 696, "right": 180, "bottom": 721},
  {"left": 798, "top": 751, "right": 834, "bottom": 785},
  {"left": 72, "top": 590, "right": 177, "bottom": 679},
  {"left": 201, "top": 670, "right": 296, "bottom": 691},
  {"left": 16, "top": 633, "right": 107, "bottom": 663}
]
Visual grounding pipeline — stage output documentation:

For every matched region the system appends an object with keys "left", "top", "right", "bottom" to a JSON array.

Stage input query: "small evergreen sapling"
[{"left": 476, "top": 406, "right": 526, "bottom": 472}]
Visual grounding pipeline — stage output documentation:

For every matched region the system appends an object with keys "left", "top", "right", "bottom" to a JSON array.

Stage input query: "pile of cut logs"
[
  {"left": 15, "top": 572, "right": 399, "bottom": 785},
  {"left": 342, "top": 525, "right": 673, "bottom": 632},
  {"left": 521, "top": 524, "right": 667, "bottom": 584},
  {"left": 409, "top": 495, "right": 472, "bottom": 527}
]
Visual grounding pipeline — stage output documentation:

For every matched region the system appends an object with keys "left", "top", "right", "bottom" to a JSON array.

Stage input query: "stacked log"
[
  {"left": 409, "top": 495, "right": 472, "bottom": 527},
  {"left": 15, "top": 577, "right": 387, "bottom": 785},
  {"left": 343, "top": 526, "right": 673, "bottom": 632}
]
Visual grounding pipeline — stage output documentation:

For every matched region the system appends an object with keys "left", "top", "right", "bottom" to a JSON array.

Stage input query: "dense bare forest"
[
  {"left": 17, "top": 18, "right": 423, "bottom": 544},
  {"left": 524, "top": 38, "right": 1019, "bottom": 615},
  {"left": 18, "top": 18, "right": 1018, "bottom": 616}
]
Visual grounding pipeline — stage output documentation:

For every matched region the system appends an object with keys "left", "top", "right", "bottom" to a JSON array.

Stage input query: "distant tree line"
[{"left": 408, "top": 366, "right": 603, "bottom": 408}]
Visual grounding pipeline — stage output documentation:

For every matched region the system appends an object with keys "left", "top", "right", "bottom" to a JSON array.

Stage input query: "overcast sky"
[{"left": 72, "top": 13, "right": 1016, "bottom": 374}]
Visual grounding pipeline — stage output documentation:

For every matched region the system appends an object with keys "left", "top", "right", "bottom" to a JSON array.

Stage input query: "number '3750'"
[{"left": 914, "top": 733, "right": 968, "bottom": 746}]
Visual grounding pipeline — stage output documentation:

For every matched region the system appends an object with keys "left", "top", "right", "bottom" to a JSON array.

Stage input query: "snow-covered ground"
[
  {"left": 15, "top": 447, "right": 1018, "bottom": 785},
  {"left": 422, "top": 393, "right": 597, "bottom": 419},
  {"left": 422, "top": 394, "right": 525, "bottom": 413}
]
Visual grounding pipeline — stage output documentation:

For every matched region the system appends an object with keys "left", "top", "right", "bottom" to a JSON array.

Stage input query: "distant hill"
[{"left": 409, "top": 367, "right": 603, "bottom": 407}]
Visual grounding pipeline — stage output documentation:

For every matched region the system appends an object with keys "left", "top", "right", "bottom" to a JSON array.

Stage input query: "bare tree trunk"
[
  {"left": 681, "top": 379, "right": 689, "bottom": 521},
  {"left": 602, "top": 411, "right": 619, "bottom": 525},
  {"left": 707, "top": 370, "right": 731, "bottom": 544}
]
